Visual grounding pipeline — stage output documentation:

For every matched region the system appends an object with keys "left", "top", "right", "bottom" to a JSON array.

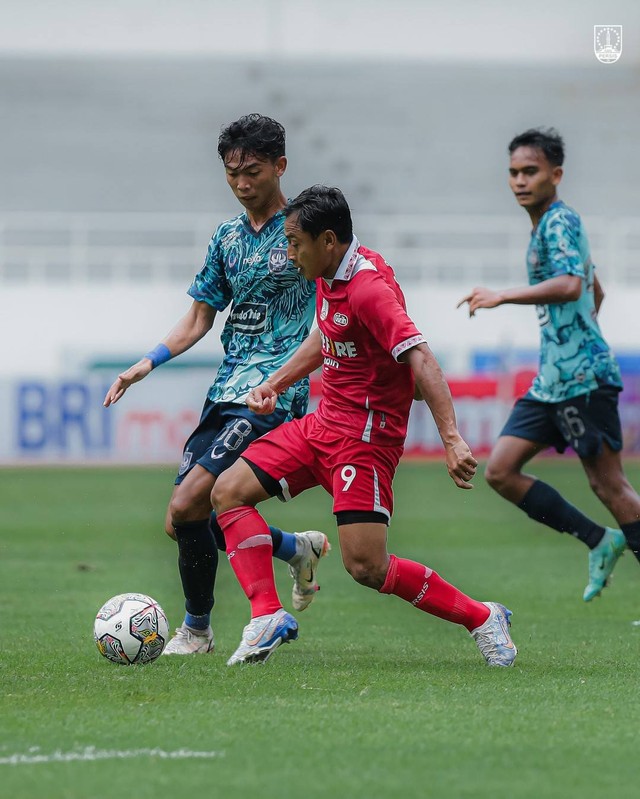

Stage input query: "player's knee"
[
  {"left": 169, "top": 493, "right": 194, "bottom": 526},
  {"left": 586, "top": 470, "right": 604, "bottom": 498},
  {"left": 344, "top": 557, "right": 386, "bottom": 590},
  {"left": 484, "top": 460, "right": 512, "bottom": 494},
  {"left": 170, "top": 478, "right": 214, "bottom": 525},
  {"left": 588, "top": 472, "right": 627, "bottom": 506},
  {"left": 211, "top": 471, "right": 240, "bottom": 514}
]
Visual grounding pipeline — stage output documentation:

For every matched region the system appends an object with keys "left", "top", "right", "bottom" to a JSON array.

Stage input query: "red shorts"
[{"left": 241, "top": 412, "right": 403, "bottom": 520}]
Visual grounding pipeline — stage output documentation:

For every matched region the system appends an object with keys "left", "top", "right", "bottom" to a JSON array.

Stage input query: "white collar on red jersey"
[{"left": 332, "top": 235, "right": 361, "bottom": 282}]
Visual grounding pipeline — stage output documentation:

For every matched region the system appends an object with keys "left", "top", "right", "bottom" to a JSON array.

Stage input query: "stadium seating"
[
  {"left": 1, "top": 58, "right": 638, "bottom": 287},
  {"left": 1, "top": 58, "right": 638, "bottom": 216}
]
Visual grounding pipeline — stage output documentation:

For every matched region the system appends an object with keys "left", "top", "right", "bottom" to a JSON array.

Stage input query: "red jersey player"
[{"left": 212, "top": 185, "right": 518, "bottom": 668}]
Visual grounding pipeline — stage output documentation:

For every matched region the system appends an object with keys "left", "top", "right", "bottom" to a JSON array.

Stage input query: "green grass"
[{"left": 1, "top": 461, "right": 640, "bottom": 798}]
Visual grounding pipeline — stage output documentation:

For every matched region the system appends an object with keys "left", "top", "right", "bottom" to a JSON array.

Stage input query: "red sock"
[
  {"left": 379, "top": 554, "right": 489, "bottom": 631},
  {"left": 217, "top": 506, "right": 282, "bottom": 618}
]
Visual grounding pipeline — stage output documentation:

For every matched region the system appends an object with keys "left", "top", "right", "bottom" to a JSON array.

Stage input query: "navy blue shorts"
[
  {"left": 500, "top": 385, "right": 623, "bottom": 458},
  {"left": 175, "top": 400, "right": 290, "bottom": 484}
]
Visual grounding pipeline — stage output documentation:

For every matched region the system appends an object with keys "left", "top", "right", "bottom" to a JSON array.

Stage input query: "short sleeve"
[
  {"left": 350, "top": 271, "right": 426, "bottom": 360},
  {"left": 187, "top": 228, "right": 233, "bottom": 311},
  {"left": 544, "top": 211, "right": 585, "bottom": 279}
]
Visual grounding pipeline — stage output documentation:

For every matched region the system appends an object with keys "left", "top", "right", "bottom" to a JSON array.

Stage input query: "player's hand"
[
  {"left": 457, "top": 287, "right": 503, "bottom": 317},
  {"left": 247, "top": 381, "right": 279, "bottom": 415},
  {"left": 103, "top": 360, "right": 153, "bottom": 406},
  {"left": 445, "top": 437, "right": 477, "bottom": 489}
]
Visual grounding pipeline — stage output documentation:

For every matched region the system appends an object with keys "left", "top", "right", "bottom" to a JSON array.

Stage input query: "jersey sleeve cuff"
[
  {"left": 187, "top": 286, "right": 228, "bottom": 311},
  {"left": 392, "top": 335, "right": 427, "bottom": 361}
]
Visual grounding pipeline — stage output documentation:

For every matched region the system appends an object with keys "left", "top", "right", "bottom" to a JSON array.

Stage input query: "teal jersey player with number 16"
[{"left": 459, "top": 127, "right": 640, "bottom": 604}]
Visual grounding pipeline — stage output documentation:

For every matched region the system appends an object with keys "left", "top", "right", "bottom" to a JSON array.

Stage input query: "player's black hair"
[
  {"left": 284, "top": 185, "right": 353, "bottom": 244},
  {"left": 217, "top": 114, "right": 286, "bottom": 165},
  {"left": 508, "top": 127, "right": 565, "bottom": 166}
]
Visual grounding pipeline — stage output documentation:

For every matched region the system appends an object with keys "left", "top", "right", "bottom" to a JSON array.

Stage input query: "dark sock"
[
  {"left": 209, "top": 510, "right": 286, "bottom": 557},
  {"left": 209, "top": 511, "right": 227, "bottom": 552},
  {"left": 174, "top": 519, "right": 218, "bottom": 616},
  {"left": 272, "top": 528, "right": 299, "bottom": 561},
  {"left": 621, "top": 520, "right": 640, "bottom": 563},
  {"left": 517, "top": 479, "right": 605, "bottom": 548},
  {"left": 269, "top": 526, "right": 284, "bottom": 554}
]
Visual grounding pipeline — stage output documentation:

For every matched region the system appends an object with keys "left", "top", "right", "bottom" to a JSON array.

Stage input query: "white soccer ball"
[{"left": 94, "top": 593, "right": 169, "bottom": 665}]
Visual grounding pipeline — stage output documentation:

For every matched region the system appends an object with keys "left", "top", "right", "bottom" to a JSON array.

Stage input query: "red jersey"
[{"left": 314, "top": 237, "right": 426, "bottom": 446}]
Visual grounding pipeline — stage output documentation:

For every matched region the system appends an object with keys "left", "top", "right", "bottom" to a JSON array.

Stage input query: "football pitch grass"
[{"left": 1, "top": 461, "right": 639, "bottom": 799}]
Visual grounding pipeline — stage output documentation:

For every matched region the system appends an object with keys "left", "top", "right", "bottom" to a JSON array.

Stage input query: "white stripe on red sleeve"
[{"left": 391, "top": 335, "right": 427, "bottom": 362}]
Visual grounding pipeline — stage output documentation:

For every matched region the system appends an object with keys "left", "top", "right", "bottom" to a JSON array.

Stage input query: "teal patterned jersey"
[
  {"left": 188, "top": 209, "right": 315, "bottom": 417},
  {"left": 526, "top": 201, "right": 622, "bottom": 403}
]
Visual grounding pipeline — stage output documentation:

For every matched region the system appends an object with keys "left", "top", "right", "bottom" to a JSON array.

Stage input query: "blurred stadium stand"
[
  {"left": 1, "top": 211, "right": 638, "bottom": 287},
  {"left": 1, "top": 57, "right": 639, "bottom": 287}
]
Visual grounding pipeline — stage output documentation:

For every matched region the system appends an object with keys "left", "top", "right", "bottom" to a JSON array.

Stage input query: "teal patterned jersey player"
[
  {"left": 525, "top": 200, "right": 622, "bottom": 403},
  {"left": 104, "top": 115, "right": 329, "bottom": 657},
  {"left": 189, "top": 209, "right": 313, "bottom": 418},
  {"left": 459, "top": 127, "right": 640, "bottom": 604}
]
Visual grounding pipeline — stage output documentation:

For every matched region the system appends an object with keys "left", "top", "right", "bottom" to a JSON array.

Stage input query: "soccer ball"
[{"left": 94, "top": 593, "right": 169, "bottom": 665}]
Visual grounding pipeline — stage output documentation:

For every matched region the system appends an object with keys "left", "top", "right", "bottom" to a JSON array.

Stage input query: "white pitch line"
[{"left": 0, "top": 746, "right": 225, "bottom": 765}]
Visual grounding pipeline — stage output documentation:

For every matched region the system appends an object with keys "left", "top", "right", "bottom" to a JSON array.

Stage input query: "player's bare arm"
[
  {"left": 247, "top": 328, "right": 322, "bottom": 414},
  {"left": 457, "top": 274, "right": 581, "bottom": 317},
  {"left": 402, "top": 343, "right": 477, "bottom": 489},
  {"left": 103, "top": 300, "right": 217, "bottom": 406}
]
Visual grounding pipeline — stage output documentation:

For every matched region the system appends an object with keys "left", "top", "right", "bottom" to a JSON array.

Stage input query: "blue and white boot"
[
  {"left": 470, "top": 602, "right": 517, "bottom": 667},
  {"left": 226, "top": 609, "right": 298, "bottom": 666}
]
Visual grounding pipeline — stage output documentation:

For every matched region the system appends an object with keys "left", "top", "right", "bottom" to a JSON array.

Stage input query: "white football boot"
[
  {"left": 162, "top": 624, "right": 215, "bottom": 655},
  {"left": 288, "top": 531, "right": 331, "bottom": 611},
  {"left": 470, "top": 602, "right": 517, "bottom": 667}
]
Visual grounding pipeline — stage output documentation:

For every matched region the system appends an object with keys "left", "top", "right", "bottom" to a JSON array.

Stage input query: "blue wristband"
[{"left": 144, "top": 343, "right": 172, "bottom": 369}]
